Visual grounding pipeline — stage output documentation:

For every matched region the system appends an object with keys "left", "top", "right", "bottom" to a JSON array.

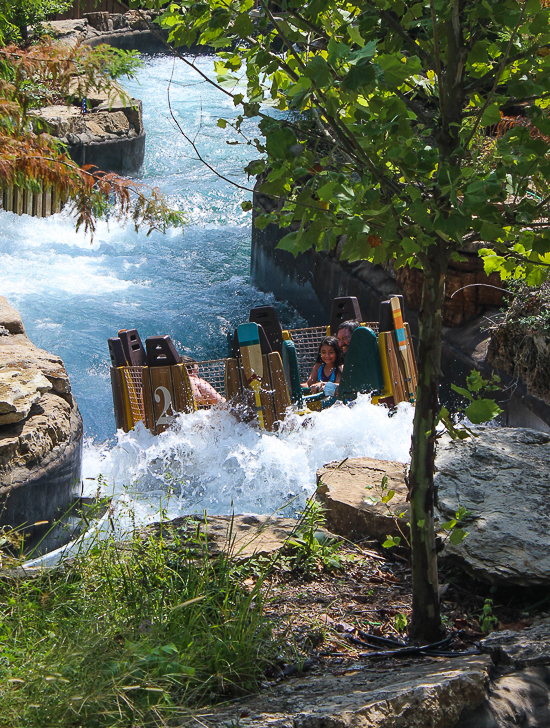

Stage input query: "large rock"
[
  {"left": 0, "top": 333, "right": 71, "bottom": 397},
  {"left": 0, "top": 298, "right": 25, "bottom": 335},
  {"left": 179, "top": 655, "right": 491, "bottom": 728},
  {"left": 480, "top": 619, "right": 550, "bottom": 668},
  {"left": 0, "top": 297, "right": 82, "bottom": 553},
  {"left": 435, "top": 427, "right": 550, "bottom": 586},
  {"left": 145, "top": 514, "right": 304, "bottom": 562},
  {"left": 456, "top": 619, "right": 550, "bottom": 728},
  {"left": 32, "top": 94, "right": 145, "bottom": 175},
  {"left": 316, "top": 458, "right": 409, "bottom": 541},
  {"left": 0, "top": 368, "right": 51, "bottom": 424},
  {"left": 487, "top": 321, "right": 550, "bottom": 406},
  {"left": 396, "top": 247, "right": 504, "bottom": 328}
]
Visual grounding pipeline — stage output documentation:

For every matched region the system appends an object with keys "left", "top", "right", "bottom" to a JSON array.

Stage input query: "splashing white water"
[{"left": 83, "top": 396, "right": 414, "bottom": 523}]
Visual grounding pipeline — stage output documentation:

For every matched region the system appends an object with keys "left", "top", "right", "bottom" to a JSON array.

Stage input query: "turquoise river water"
[{"left": 0, "top": 55, "right": 414, "bottom": 519}]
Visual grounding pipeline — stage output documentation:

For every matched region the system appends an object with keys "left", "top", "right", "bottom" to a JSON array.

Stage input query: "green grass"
[{"left": 0, "top": 520, "right": 273, "bottom": 727}]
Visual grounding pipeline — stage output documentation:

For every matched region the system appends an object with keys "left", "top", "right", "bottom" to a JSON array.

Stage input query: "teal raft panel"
[
  {"left": 282, "top": 339, "right": 303, "bottom": 407},
  {"left": 338, "top": 326, "right": 384, "bottom": 402}
]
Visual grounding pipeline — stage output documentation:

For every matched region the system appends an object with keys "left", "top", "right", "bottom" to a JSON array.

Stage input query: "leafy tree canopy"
[
  {"left": 144, "top": 0, "right": 550, "bottom": 286},
  {"left": 0, "top": 0, "right": 73, "bottom": 43}
]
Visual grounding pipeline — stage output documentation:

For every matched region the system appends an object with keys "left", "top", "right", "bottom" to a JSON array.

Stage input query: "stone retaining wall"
[{"left": 251, "top": 189, "right": 503, "bottom": 331}]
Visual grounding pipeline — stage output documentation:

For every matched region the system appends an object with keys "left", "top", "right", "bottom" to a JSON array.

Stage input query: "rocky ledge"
[
  {"left": 176, "top": 611, "right": 550, "bottom": 728},
  {"left": 316, "top": 426, "right": 550, "bottom": 587},
  {"left": 46, "top": 10, "right": 169, "bottom": 52},
  {"left": 32, "top": 82, "right": 145, "bottom": 176},
  {"left": 0, "top": 297, "right": 82, "bottom": 553},
  {"left": 29, "top": 11, "right": 156, "bottom": 176}
]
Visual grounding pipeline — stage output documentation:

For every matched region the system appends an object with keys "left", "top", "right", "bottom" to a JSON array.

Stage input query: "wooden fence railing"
[
  {"left": 2, "top": 187, "right": 65, "bottom": 218},
  {"left": 50, "top": 0, "right": 128, "bottom": 20}
]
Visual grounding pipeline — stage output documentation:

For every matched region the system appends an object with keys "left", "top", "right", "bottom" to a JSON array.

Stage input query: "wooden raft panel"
[
  {"left": 224, "top": 353, "right": 290, "bottom": 431},
  {"left": 109, "top": 365, "right": 146, "bottom": 433},
  {"left": 379, "top": 324, "right": 417, "bottom": 405},
  {"left": 403, "top": 323, "right": 418, "bottom": 401},
  {"left": 142, "top": 364, "right": 196, "bottom": 435},
  {"left": 269, "top": 351, "right": 291, "bottom": 417},
  {"left": 110, "top": 367, "right": 128, "bottom": 431}
]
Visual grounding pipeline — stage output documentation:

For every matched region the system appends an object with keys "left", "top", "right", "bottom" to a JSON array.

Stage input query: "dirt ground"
[{"left": 253, "top": 539, "right": 544, "bottom": 683}]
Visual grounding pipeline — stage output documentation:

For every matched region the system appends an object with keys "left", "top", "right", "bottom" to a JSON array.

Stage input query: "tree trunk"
[{"left": 408, "top": 248, "right": 449, "bottom": 643}]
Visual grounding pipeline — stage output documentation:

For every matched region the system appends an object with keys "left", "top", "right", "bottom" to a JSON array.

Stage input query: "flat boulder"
[
  {"left": 144, "top": 514, "right": 342, "bottom": 562},
  {"left": 435, "top": 427, "right": 550, "bottom": 586},
  {"left": 480, "top": 618, "right": 550, "bottom": 668},
  {"left": 316, "top": 457, "right": 409, "bottom": 542},
  {"left": 183, "top": 655, "right": 491, "bottom": 728},
  {"left": 456, "top": 618, "right": 550, "bottom": 728},
  {"left": 0, "top": 368, "right": 51, "bottom": 425},
  {"left": 0, "top": 297, "right": 82, "bottom": 552}
]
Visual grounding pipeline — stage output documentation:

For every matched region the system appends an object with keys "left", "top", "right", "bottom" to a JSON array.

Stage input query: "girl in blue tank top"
[{"left": 304, "top": 336, "right": 343, "bottom": 394}]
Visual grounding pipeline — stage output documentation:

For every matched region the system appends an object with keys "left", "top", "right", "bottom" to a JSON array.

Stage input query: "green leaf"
[
  {"left": 241, "top": 200, "right": 252, "bottom": 211},
  {"left": 231, "top": 12, "right": 254, "bottom": 37},
  {"left": 381, "top": 489, "right": 396, "bottom": 503},
  {"left": 465, "top": 399, "right": 503, "bottom": 424},
  {"left": 349, "top": 40, "right": 378, "bottom": 62},
  {"left": 317, "top": 181, "right": 337, "bottom": 201},
  {"left": 382, "top": 536, "right": 401, "bottom": 548},
  {"left": 441, "top": 519, "right": 458, "bottom": 530},
  {"left": 451, "top": 384, "right": 474, "bottom": 401},
  {"left": 265, "top": 127, "right": 297, "bottom": 161},
  {"left": 364, "top": 496, "right": 380, "bottom": 505},
  {"left": 217, "top": 119, "right": 227, "bottom": 128},
  {"left": 465, "top": 370, "right": 486, "bottom": 393},
  {"left": 341, "top": 59, "right": 376, "bottom": 91},
  {"left": 304, "top": 56, "right": 333, "bottom": 87},
  {"left": 348, "top": 25, "right": 365, "bottom": 47},
  {"left": 449, "top": 528, "right": 468, "bottom": 545},
  {"left": 376, "top": 53, "right": 421, "bottom": 88},
  {"left": 480, "top": 103, "right": 502, "bottom": 126}
]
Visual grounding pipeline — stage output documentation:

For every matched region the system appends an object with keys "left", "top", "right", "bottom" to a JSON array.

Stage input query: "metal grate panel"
[
  {"left": 288, "top": 323, "right": 379, "bottom": 382},
  {"left": 187, "top": 359, "right": 227, "bottom": 410},
  {"left": 287, "top": 326, "right": 328, "bottom": 382},
  {"left": 122, "top": 366, "right": 146, "bottom": 425}
]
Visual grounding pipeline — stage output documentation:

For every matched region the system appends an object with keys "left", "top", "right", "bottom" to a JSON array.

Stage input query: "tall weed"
[{"left": 0, "top": 521, "right": 272, "bottom": 727}]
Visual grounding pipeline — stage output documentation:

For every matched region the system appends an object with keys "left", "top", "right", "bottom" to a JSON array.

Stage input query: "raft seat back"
[
  {"left": 231, "top": 325, "right": 272, "bottom": 359},
  {"left": 329, "top": 296, "right": 362, "bottom": 337},
  {"left": 224, "top": 351, "right": 290, "bottom": 431},
  {"left": 282, "top": 339, "right": 303, "bottom": 406},
  {"left": 142, "top": 363, "right": 195, "bottom": 435},
  {"left": 108, "top": 337, "right": 128, "bottom": 367},
  {"left": 338, "top": 326, "right": 384, "bottom": 402},
  {"left": 379, "top": 296, "right": 405, "bottom": 333},
  {"left": 118, "top": 329, "right": 146, "bottom": 367},
  {"left": 249, "top": 306, "right": 284, "bottom": 354},
  {"left": 145, "top": 335, "right": 181, "bottom": 367},
  {"left": 378, "top": 323, "right": 418, "bottom": 405}
]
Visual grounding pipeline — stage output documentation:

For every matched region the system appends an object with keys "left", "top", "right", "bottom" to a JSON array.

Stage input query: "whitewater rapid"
[{"left": 83, "top": 396, "right": 414, "bottom": 520}]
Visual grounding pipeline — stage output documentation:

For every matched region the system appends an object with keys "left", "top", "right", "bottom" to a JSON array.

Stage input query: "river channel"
[{"left": 0, "top": 54, "right": 414, "bottom": 519}]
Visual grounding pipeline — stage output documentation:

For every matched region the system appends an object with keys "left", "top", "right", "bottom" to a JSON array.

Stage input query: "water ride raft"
[{"left": 108, "top": 296, "right": 418, "bottom": 435}]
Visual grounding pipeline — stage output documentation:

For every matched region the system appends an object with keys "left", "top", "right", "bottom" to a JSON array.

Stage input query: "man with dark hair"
[{"left": 336, "top": 320, "right": 361, "bottom": 359}]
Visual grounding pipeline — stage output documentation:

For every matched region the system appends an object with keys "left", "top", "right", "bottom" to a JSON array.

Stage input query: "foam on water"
[{"left": 83, "top": 396, "right": 414, "bottom": 522}]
